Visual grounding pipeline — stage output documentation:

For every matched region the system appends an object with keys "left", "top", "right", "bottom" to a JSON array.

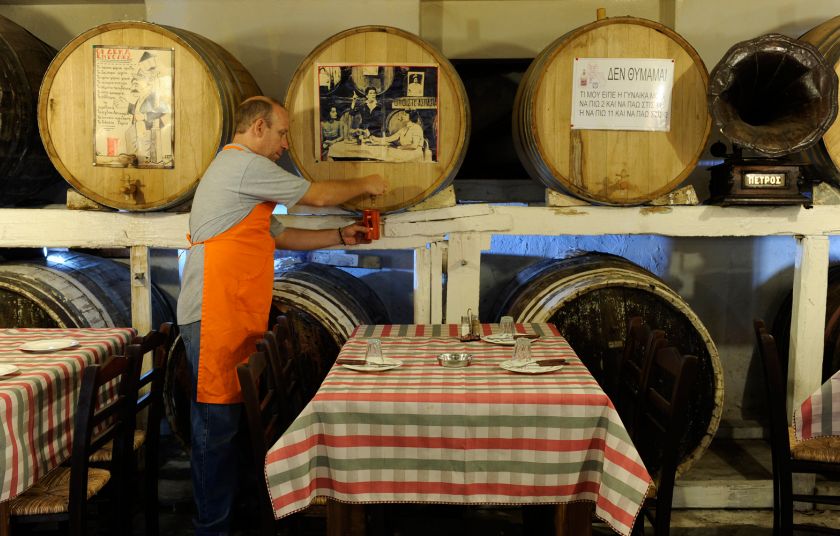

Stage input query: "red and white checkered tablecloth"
[
  {"left": 265, "top": 323, "right": 651, "bottom": 536},
  {"left": 0, "top": 327, "right": 135, "bottom": 502},
  {"left": 794, "top": 369, "right": 840, "bottom": 441}
]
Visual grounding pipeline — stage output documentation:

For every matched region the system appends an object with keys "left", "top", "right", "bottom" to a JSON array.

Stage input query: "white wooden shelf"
[
  {"left": 0, "top": 203, "right": 834, "bottom": 508},
  {"left": 0, "top": 206, "right": 833, "bottom": 412}
]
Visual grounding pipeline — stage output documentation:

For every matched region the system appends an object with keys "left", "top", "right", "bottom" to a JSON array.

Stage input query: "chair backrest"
[
  {"left": 635, "top": 345, "right": 698, "bottom": 534},
  {"left": 615, "top": 316, "right": 667, "bottom": 437},
  {"left": 69, "top": 352, "right": 138, "bottom": 534},
  {"left": 273, "top": 313, "right": 319, "bottom": 398},
  {"left": 237, "top": 349, "right": 287, "bottom": 536},
  {"left": 256, "top": 333, "right": 304, "bottom": 425},
  {"left": 131, "top": 322, "right": 173, "bottom": 416},
  {"left": 753, "top": 319, "right": 794, "bottom": 475}
]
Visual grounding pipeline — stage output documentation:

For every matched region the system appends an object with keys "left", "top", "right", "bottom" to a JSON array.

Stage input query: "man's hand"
[
  {"left": 364, "top": 174, "right": 389, "bottom": 196},
  {"left": 340, "top": 223, "right": 373, "bottom": 245}
]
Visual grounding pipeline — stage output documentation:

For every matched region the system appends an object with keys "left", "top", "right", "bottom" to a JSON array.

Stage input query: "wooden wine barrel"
[
  {"left": 491, "top": 252, "right": 722, "bottom": 476},
  {"left": 164, "top": 262, "right": 390, "bottom": 451},
  {"left": 513, "top": 15, "right": 710, "bottom": 205},
  {"left": 801, "top": 16, "right": 840, "bottom": 179},
  {"left": 0, "top": 251, "right": 173, "bottom": 328},
  {"left": 285, "top": 25, "right": 470, "bottom": 213},
  {"left": 772, "top": 263, "right": 840, "bottom": 383},
  {"left": 709, "top": 33, "right": 837, "bottom": 157},
  {"left": 38, "top": 21, "right": 261, "bottom": 211},
  {"left": 0, "top": 15, "right": 62, "bottom": 206}
]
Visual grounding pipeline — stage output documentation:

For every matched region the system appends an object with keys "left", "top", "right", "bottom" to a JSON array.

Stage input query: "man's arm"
[
  {"left": 297, "top": 174, "right": 389, "bottom": 207},
  {"left": 274, "top": 223, "right": 371, "bottom": 250}
]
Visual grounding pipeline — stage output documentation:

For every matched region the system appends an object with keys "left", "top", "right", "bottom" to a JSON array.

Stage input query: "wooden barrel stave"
[
  {"left": 801, "top": 16, "right": 840, "bottom": 180},
  {"left": 285, "top": 25, "right": 470, "bottom": 213},
  {"left": 163, "top": 262, "right": 390, "bottom": 452},
  {"left": 38, "top": 21, "right": 261, "bottom": 211},
  {"left": 0, "top": 251, "right": 173, "bottom": 328},
  {"left": 0, "top": 15, "right": 61, "bottom": 206},
  {"left": 491, "top": 252, "right": 722, "bottom": 477},
  {"left": 513, "top": 16, "right": 710, "bottom": 205}
]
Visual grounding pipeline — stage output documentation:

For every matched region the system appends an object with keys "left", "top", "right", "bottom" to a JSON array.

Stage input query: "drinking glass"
[
  {"left": 499, "top": 316, "right": 515, "bottom": 339},
  {"left": 365, "top": 338, "right": 384, "bottom": 365},
  {"left": 512, "top": 337, "right": 531, "bottom": 364},
  {"left": 460, "top": 315, "right": 472, "bottom": 339}
]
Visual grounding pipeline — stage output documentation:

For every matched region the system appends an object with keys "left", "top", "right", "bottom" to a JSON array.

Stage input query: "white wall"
[{"left": 2, "top": 0, "right": 839, "bottom": 425}]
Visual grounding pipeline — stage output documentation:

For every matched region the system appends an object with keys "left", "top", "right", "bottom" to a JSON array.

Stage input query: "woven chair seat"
[
  {"left": 9, "top": 467, "right": 110, "bottom": 516},
  {"left": 788, "top": 427, "right": 840, "bottom": 463},
  {"left": 89, "top": 429, "right": 146, "bottom": 463}
]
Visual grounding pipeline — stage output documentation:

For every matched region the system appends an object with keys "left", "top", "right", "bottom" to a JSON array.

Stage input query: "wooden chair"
[
  {"left": 754, "top": 319, "right": 840, "bottom": 535},
  {"left": 272, "top": 313, "right": 319, "bottom": 399},
  {"left": 87, "top": 323, "right": 174, "bottom": 536},
  {"left": 632, "top": 346, "right": 698, "bottom": 536},
  {"left": 9, "top": 353, "right": 138, "bottom": 536},
  {"left": 256, "top": 332, "right": 306, "bottom": 425},
  {"left": 237, "top": 350, "right": 296, "bottom": 536},
  {"left": 613, "top": 316, "right": 667, "bottom": 437}
]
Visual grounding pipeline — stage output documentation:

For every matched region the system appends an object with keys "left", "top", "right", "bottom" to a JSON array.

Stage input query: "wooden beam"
[
  {"left": 413, "top": 245, "right": 431, "bottom": 324},
  {"left": 130, "top": 245, "right": 152, "bottom": 336},
  {"left": 445, "top": 233, "right": 489, "bottom": 323},
  {"left": 430, "top": 241, "right": 445, "bottom": 324},
  {"left": 789, "top": 235, "right": 829, "bottom": 414}
]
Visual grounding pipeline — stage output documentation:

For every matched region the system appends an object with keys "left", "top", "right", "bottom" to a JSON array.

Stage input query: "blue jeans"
[{"left": 180, "top": 321, "right": 242, "bottom": 536}]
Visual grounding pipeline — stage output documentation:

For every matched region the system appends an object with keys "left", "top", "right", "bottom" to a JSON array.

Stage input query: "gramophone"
[{"left": 707, "top": 33, "right": 838, "bottom": 206}]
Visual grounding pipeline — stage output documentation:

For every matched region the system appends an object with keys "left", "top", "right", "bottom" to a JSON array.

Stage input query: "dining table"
[
  {"left": 0, "top": 327, "right": 136, "bottom": 536},
  {"left": 264, "top": 322, "right": 652, "bottom": 536},
  {"left": 794, "top": 368, "right": 840, "bottom": 441}
]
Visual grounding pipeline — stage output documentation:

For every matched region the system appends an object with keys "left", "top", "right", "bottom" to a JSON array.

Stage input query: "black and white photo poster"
[{"left": 316, "top": 64, "right": 438, "bottom": 163}]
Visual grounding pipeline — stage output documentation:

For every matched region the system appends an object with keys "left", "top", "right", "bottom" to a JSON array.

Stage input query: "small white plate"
[
  {"left": 342, "top": 358, "right": 403, "bottom": 373},
  {"left": 481, "top": 334, "right": 516, "bottom": 346},
  {"left": 19, "top": 338, "right": 79, "bottom": 353},
  {"left": 499, "top": 359, "right": 564, "bottom": 374},
  {"left": 0, "top": 364, "right": 20, "bottom": 377}
]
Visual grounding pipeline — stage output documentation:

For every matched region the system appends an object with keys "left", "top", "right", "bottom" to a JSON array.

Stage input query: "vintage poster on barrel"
[
  {"left": 93, "top": 46, "right": 174, "bottom": 168},
  {"left": 315, "top": 64, "right": 439, "bottom": 163}
]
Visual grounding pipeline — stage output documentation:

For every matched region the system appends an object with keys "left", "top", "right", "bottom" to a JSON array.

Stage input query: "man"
[
  {"left": 351, "top": 86, "right": 384, "bottom": 137},
  {"left": 176, "top": 95, "right": 388, "bottom": 535}
]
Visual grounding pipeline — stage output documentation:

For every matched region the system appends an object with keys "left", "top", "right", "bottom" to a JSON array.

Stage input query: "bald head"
[
  {"left": 231, "top": 96, "right": 290, "bottom": 161},
  {"left": 234, "top": 96, "right": 285, "bottom": 134}
]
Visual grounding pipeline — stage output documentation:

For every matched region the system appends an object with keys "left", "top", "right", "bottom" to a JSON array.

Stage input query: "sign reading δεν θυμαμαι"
[{"left": 570, "top": 57, "right": 674, "bottom": 132}]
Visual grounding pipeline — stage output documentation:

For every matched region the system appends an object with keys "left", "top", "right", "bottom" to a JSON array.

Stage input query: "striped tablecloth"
[
  {"left": 0, "top": 327, "right": 135, "bottom": 502},
  {"left": 794, "top": 369, "right": 840, "bottom": 441},
  {"left": 265, "top": 323, "right": 652, "bottom": 536}
]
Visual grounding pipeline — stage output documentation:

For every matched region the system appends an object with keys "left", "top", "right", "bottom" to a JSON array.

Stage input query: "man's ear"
[{"left": 252, "top": 117, "right": 265, "bottom": 137}]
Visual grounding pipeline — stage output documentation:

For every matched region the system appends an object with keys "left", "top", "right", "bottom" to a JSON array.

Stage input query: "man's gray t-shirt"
[{"left": 176, "top": 144, "right": 310, "bottom": 325}]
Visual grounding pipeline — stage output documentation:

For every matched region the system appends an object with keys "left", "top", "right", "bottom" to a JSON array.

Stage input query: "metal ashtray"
[{"left": 437, "top": 353, "right": 472, "bottom": 368}]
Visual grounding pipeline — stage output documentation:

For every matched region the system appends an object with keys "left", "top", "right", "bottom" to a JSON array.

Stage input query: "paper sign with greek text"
[
  {"left": 93, "top": 46, "right": 174, "bottom": 168},
  {"left": 571, "top": 58, "right": 674, "bottom": 131}
]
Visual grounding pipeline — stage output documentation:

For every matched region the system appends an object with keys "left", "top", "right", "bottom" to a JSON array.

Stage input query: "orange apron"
[{"left": 189, "top": 146, "right": 276, "bottom": 404}]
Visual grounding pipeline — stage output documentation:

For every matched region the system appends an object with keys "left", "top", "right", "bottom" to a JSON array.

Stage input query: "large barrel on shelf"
[
  {"left": 800, "top": 16, "right": 840, "bottom": 179},
  {"left": 513, "top": 15, "right": 710, "bottom": 205},
  {"left": 285, "top": 25, "right": 470, "bottom": 213},
  {"left": 0, "top": 15, "right": 63, "bottom": 206},
  {"left": 772, "top": 263, "right": 840, "bottom": 383},
  {"left": 491, "top": 252, "right": 721, "bottom": 476},
  {"left": 164, "top": 262, "right": 390, "bottom": 451},
  {"left": 708, "top": 33, "right": 837, "bottom": 158},
  {"left": 0, "top": 251, "right": 173, "bottom": 328},
  {"left": 38, "top": 21, "right": 261, "bottom": 211}
]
